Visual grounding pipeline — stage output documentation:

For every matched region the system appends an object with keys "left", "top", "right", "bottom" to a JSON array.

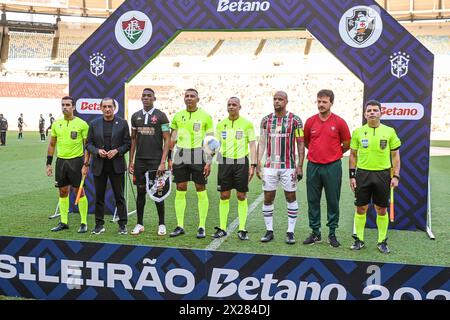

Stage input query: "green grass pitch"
[{"left": 0, "top": 131, "right": 449, "bottom": 268}]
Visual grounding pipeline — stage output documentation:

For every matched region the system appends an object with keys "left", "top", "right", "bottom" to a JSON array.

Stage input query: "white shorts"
[{"left": 262, "top": 168, "right": 297, "bottom": 192}]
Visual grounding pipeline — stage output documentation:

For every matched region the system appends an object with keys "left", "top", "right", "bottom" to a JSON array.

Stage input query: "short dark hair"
[
  {"left": 364, "top": 100, "right": 381, "bottom": 112},
  {"left": 185, "top": 88, "right": 198, "bottom": 95},
  {"left": 317, "top": 89, "right": 334, "bottom": 103},
  {"left": 142, "top": 88, "right": 155, "bottom": 95},
  {"left": 61, "top": 96, "right": 75, "bottom": 106},
  {"left": 100, "top": 97, "right": 116, "bottom": 109}
]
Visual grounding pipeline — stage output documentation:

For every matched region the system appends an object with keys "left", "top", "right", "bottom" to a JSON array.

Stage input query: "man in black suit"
[{"left": 85, "top": 97, "right": 131, "bottom": 235}]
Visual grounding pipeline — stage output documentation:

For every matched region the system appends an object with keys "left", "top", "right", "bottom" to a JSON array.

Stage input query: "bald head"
[
  {"left": 274, "top": 91, "right": 288, "bottom": 100},
  {"left": 273, "top": 91, "right": 288, "bottom": 113}
]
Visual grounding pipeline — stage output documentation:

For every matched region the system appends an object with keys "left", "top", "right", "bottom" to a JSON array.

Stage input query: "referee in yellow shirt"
[
  {"left": 213, "top": 97, "right": 257, "bottom": 240},
  {"left": 46, "top": 96, "right": 90, "bottom": 233},
  {"left": 349, "top": 100, "right": 401, "bottom": 254}
]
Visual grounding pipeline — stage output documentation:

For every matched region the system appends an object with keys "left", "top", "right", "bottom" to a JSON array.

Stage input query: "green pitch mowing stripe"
[{"left": 206, "top": 193, "right": 264, "bottom": 251}]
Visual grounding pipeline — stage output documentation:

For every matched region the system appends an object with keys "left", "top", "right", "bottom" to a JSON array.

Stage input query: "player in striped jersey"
[{"left": 256, "top": 91, "right": 305, "bottom": 244}]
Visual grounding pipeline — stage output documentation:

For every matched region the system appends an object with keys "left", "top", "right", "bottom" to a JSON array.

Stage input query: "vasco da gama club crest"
[
  {"left": 346, "top": 9, "right": 376, "bottom": 45},
  {"left": 339, "top": 5, "right": 383, "bottom": 49}
]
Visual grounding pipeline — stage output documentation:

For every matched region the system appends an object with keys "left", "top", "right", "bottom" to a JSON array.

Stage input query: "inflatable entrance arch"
[{"left": 70, "top": 0, "right": 434, "bottom": 231}]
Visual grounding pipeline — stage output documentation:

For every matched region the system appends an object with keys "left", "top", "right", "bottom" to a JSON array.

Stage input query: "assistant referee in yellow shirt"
[
  {"left": 213, "top": 97, "right": 257, "bottom": 240},
  {"left": 349, "top": 100, "right": 401, "bottom": 254},
  {"left": 46, "top": 96, "right": 90, "bottom": 233}
]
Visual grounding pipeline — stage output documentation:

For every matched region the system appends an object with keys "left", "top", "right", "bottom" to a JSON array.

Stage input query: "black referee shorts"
[
  {"left": 172, "top": 148, "right": 207, "bottom": 185},
  {"left": 217, "top": 157, "right": 249, "bottom": 193},
  {"left": 355, "top": 169, "right": 391, "bottom": 208},
  {"left": 55, "top": 156, "right": 83, "bottom": 188}
]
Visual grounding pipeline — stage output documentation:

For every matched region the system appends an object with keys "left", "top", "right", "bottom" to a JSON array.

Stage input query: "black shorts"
[
  {"left": 55, "top": 157, "right": 83, "bottom": 188},
  {"left": 355, "top": 169, "right": 391, "bottom": 207},
  {"left": 134, "top": 159, "right": 160, "bottom": 186},
  {"left": 39, "top": 127, "right": 44, "bottom": 134},
  {"left": 217, "top": 157, "right": 249, "bottom": 193},
  {"left": 173, "top": 148, "right": 207, "bottom": 184}
]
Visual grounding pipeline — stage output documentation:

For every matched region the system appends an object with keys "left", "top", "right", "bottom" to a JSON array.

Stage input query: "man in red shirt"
[{"left": 302, "top": 89, "right": 351, "bottom": 247}]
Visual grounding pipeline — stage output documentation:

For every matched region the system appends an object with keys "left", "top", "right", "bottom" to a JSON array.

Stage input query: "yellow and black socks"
[
  {"left": 197, "top": 190, "right": 209, "bottom": 229},
  {"left": 175, "top": 190, "right": 187, "bottom": 228},
  {"left": 354, "top": 212, "right": 367, "bottom": 241},
  {"left": 238, "top": 199, "right": 248, "bottom": 231},
  {"left": 78, "top": 195, "right": 88, "bottom": 225},
  {"left": 219, "top": 199, "right": 230, "bottom": 231},
  {"left": 59, "top": 196, "right": 69, "bottom": 224},
  {"left": 376, "top": 214, "right": 389, "bottom": 243}
]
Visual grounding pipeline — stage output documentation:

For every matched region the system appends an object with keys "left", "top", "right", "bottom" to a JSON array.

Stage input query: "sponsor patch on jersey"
[
  {"left": 380, "top": 139, "right": 387, "bottom": 150},
  {"left": 70, "top": 131, "right": 78, "bottom": 139},
  {"left": 138, "top": 127, "right": 155, "bottom": 135},
  {"left": 221, "top": 131, "right": 227, "bottom": 139},
  {"left": 193, "top": 122, "right": 201, "bottom": 132},
  {"left": 236, "top": 130, "right": 243, "bottom": 140}
]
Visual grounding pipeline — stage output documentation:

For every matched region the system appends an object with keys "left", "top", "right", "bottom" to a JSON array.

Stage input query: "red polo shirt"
[{"left": 304, "top": 113, "right": 351, "bottom": 164}]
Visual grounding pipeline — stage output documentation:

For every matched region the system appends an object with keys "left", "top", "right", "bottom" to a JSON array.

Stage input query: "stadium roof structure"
[{"left": 0, "top": 0, "right": 449, "bottom": 20}]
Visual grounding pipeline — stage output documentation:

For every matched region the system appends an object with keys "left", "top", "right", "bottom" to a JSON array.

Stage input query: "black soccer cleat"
[
  {"left": 118, "top": 225, "right": 128, "bottom": 235},
  {"left": 237, "top": 230, "right": 249, "bottom": 241},
  {"left": 350, "top": 235, "right": 365, "bottom": 250},
  {"left": 260, "top": 230, "right": 274, "bottom": 243},
  {"left": 77, "top": 223, "right": 88, "bottom": 233},
  {"left": 303, "top": 233, "right": 322, "bottom": 245},
  {"left": 51, "top": 222, "right": 69, "bottom": 232},
  {"left": 212, "top": 227, "right": 227, "bottom": 239},
  {"left": 377, "top": 238, "right": 390, "bottom": 254},
  {"left": 196, "top": 227, "right": 206, "bottom": 239},
  {"left": 170, "top": 226, "right": 185, "bottom": 237},
  {"left": 286, "top": 232, "right": 296, "bottom": 245},
  {"left": 328, "top": 234, "right": 341, "bottom": 248},
  {"left": 91, "top": 225, "right": 105, "bottom": 235}
]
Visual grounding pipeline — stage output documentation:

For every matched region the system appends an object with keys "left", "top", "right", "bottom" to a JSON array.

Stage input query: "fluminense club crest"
[
  {"left": 89, "top": 52, "right": 106, "bottom": 77},
  {"left": 122, "top": 17, "right": 145, "bottom": 44},
  {"left": 115, "top": 10, "right": 153, "bottom": 50},
  {"left": 390, "top": 52, "right": 410, "bottom": 79},
  {"left": 339, "top": 6, "right": 383, "bottom": 49}
]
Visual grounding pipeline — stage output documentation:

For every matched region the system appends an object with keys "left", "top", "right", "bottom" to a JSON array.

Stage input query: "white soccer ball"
[{"left": 202, "top": 135, "right": 221, "bottom": 156}]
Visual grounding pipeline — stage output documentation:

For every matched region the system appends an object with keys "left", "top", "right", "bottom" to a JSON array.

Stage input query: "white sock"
[
  {"left": 263, "top": 204, "right": 274, "bottom": 231},
  {"left": 287, "top": 201, "right": 298, "bottom": 233}
]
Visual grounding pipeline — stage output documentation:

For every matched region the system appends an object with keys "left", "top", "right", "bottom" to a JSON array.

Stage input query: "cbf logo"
[
  {"left": 339, "top": 6, "right": 383, "bottom": 48},
  {"left": 89, "top": 52, "right": 106, "bottom": 77},
  {"left": 115, "top": 11, "right": 153, "bottom": 50},
  {"left": 390, "top": 52, "right": 410, "bottom": 79}
]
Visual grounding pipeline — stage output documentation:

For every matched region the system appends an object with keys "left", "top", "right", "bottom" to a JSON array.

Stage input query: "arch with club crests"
[{"left": 70, "top": 0, "right": 434, "bottom": 231}]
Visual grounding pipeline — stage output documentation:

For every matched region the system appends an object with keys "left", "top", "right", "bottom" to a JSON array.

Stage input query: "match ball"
[{"left": 202, "top": 135, "right": 221, "bottom": 156}]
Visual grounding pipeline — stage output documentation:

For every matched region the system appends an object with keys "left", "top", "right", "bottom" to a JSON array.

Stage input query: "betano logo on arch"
[
  {"left": 76, "top": 99, "right": 120, "bottom": 115},
  {"left": 380, "top": 103, "right": 424, "bottom": 120},
  {"left": 217, "top": 0, "right": 271, "bottom": 12}
]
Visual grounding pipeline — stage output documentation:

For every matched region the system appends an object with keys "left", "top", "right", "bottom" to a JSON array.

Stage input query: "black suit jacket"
[{"left": 86, "top": 116, "right": 131, "bottom": 176}]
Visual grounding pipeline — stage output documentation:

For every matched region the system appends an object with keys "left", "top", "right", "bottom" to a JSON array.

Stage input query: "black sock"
[{"left": 136, "top": 187, "right": 146, "bottom": 225}]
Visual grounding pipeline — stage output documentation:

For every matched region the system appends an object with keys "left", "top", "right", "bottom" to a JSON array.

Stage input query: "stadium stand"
[{"left": 0, "top": 3, "right": 448, "bottom": 139}]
